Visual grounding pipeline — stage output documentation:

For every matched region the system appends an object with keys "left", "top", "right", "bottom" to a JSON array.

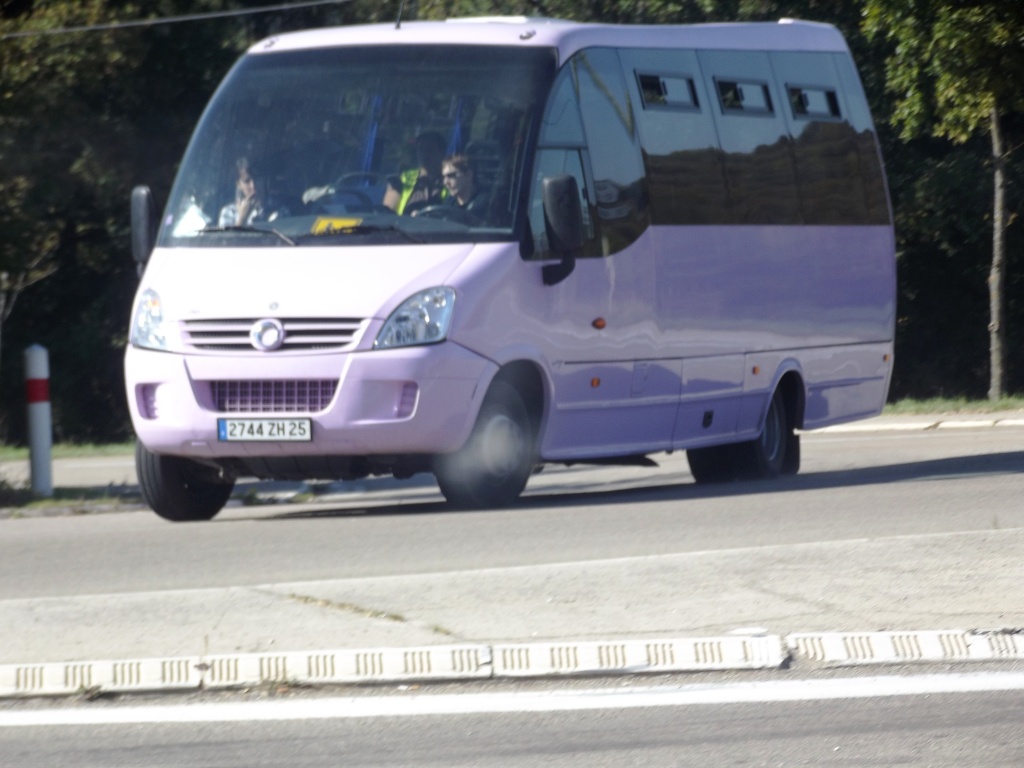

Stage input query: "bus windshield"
[{"left": 159, "top": 45, "right": 556, "bottom": 248}]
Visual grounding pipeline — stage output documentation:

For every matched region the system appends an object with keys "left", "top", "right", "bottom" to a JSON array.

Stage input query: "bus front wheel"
[
  {"left": 136, "top": 442, "right": 234, "bottom": 522},
  {"left": 434, "top": 382, "right": 535, "bottom": 509}
]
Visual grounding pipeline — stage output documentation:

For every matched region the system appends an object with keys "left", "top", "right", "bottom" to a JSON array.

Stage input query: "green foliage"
[
  {"left": 884, "top": 396, "right": 1024, "bottom": 416},
  {"left": 864, "top": 1, "right": 1024, "bottom": 142},
  {"left": 0, "top": 1, "right": 360, "bottom": 443},
  {"left": 888, "top": 138, "right": 992, "bottom": 397},
  {"left": 864, "top": 0, "right": 1024, "bottom": 400}
]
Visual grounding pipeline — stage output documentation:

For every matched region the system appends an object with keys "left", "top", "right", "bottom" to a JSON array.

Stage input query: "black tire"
[
  {"left": 735, "top": 387, "right": 789, "bottom": 480},
  {"left": 687, "top": 443, "right": 741, "bottom": 484},
  {"left": 781, "top": 428, "right": 801, "bottom": 476},
  {"left": 434, "top": 382, "right": 535, "bottom": 509},
  {"left": 136, "top": 442, "right": 234, "bottom": 522},
  {"left": 687, "top": 388, "right": 795, "bottom": 483}
]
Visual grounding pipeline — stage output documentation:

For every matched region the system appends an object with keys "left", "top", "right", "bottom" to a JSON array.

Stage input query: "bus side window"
[
  {"left": 699, "top": 50, "right": 801, "bottom": 225},
  {"left": 769, "top": 51, "right": 867, "bottom": 226},
  {"left": 830, "top": 52, "right": 891, "bottom": 225},
  {"left": 572, "top": 48, "right": 649, "bottom": 255},
  {"left": 620, "top": 48, "right": 725, "bottom": 225},
  {"left": 528, "top": 64, "right": 597, "bottom": 260},
  {"left": 528, "top": 149, "right": 594, "bottom": 259}
]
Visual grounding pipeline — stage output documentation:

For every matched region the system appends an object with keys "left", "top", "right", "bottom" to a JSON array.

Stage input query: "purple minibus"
[{"left": 126, "top": 17, "right": 895, "bottom": 521}]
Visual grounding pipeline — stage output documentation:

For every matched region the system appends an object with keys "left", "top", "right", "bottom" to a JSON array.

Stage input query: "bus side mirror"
[
  {"left": 541, "top": 175, "right": 583, "bottom": 286},
  {"left": 131, "top": 185, "right": 158, "bottom": 273}
]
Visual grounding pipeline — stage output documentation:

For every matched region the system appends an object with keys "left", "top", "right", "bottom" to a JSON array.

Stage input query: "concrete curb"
[
  {"left": 0, "top": 635, "right": 783, "bottom": 698},
  {"left": 787, "top": 629, "right": 1024, "bottom": 666},
  {"left": 807, "top": 414, "right": 1024, "bottom": 434},
  {"left": 2, "top": 629, "right": 1022, "bottom": 700}
]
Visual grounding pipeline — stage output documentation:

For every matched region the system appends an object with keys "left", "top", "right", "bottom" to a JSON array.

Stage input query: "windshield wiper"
[{"left": 198, "top": 225, "right": 298, "bottom": 246}]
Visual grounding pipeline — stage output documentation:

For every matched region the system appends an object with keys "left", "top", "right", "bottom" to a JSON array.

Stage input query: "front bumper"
[{"left": 125, "top": 342, "right": 495, "bottom": 459}]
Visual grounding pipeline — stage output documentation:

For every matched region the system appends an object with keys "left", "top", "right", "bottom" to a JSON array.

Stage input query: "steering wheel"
[
  {"left": 336, "top": 172, "right": 390, "bottom": 189},
  {"left": 306, "top": 187, "right": 375, "bottom": 214},
  {"left": 414, "top": 205, "right": 477, "bottom": 225},
  {"left": 330, "top": 188, "right": 375, "bottom": 208}
]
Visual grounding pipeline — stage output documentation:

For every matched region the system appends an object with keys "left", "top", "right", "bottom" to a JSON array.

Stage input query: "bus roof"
[{"left": 249, "top": 17, "right": 851, "bottom": 60}]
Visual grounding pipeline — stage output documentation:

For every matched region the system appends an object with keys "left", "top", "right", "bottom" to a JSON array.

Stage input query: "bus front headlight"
[
  {"left": 130, "top": 288, "right": 168, "bottom": 351},
  {"left": 375, "top": 287, "right": 456, "bottom": 349}
]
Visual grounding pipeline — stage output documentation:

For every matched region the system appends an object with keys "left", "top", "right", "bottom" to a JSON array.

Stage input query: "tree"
[
  {"left": 0, "top": 181, "right": 59, "bottom": 389},
  {"left": 0, "top": 0, "right": 121, "bottom": 390},
  {"left": 864, "top": 1, "right": 1024, "bottom": 399},
  {"left": 0, "top": 0, "right": 360, "bottom": 442}
]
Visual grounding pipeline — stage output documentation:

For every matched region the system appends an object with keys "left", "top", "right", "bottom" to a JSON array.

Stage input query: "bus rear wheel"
[
  {"left": 686, "top": 443, "right": 741, "bottom": 483},
  {"left": 434, "top": 382, "right": 535, "bottom": 509},
  {"left": 687, "top": 388, "right": 797, "bottom": 483},
  {"left": 735, "top": 387, "right": 790, "bottom": 479},
  {"left": 136, "top": 442, "right": 234, "bottom": 522}
]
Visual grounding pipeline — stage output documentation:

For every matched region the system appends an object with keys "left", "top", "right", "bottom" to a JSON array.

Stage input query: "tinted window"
[
  {"left": 637, "top": 73, "right": 699, "bottom": 110},
  {"left": 771, "top": 51, "right": 890, "bottom": 225},
  {"left": 527, "top": 148, "right": 596, "bottom": 258},
  {"left": 788, "top": 85, "right": 841, "bottom": 120},
  {"left": 572, "top": 48, "right": 649, "bottom": 255},
  {"left": 540, "top": 68, "right": 587, "bottom": 147},
  {"left": 622, "top": 48, "right": 727, "bottom": 225},
  {"left": 716, "top": 79, "right": 773, "bottom": 114},
  {"left": 699, "top": 50, "right": 801, "bottom": 225},
  {"left": 531, "top": 66, "right": 598, "bottom": 258},
  {"left": 832, "top": 53, "right": 891, "bottom": 225}
]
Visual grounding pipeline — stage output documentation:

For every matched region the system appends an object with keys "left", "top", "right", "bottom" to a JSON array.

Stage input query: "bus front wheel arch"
[{"left": 433, "top": 380, "right": 537, "bottom": 509}]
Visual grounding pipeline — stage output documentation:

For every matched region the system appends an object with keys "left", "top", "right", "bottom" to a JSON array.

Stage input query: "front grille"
[
  {"left": 183, "top": 318, "right": 364, "bottom": 352},
  {"left": 211, "top": 380, "right": 337, "bottom": 413}
]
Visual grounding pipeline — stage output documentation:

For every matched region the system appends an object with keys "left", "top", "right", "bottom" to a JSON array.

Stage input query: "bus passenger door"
[
  {"left": 525, "top": 48, "right": 674, "bottom": 460},
  {"left": 526, "top": 148, "right": 674, "bottom": 459}
]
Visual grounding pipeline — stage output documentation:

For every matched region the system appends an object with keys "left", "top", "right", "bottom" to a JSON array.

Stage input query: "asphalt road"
[
  {"left": 3, "top": 675, "right": 1023, "bottom": 766},
  {"left": 2, "top": 424, "right": 1024, "bottom": 762},
  {"left": 3, "top": 427, "right": 1024, "bottom": 598},
  {"left": 0, "top": 425, "right": 1021, "bottom": 667}
]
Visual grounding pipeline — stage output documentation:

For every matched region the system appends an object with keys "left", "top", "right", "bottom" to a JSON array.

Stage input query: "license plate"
[{"left": 217, "top": 418, "right": 312, "bottom": 442}]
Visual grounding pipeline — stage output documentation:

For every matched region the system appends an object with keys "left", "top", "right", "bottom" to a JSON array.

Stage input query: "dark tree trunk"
[{"left": 988, "top": 104, "right": 1007, "bottom": 400}]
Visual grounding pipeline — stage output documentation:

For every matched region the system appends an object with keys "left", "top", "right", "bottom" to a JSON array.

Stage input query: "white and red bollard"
[{"left": 24, "top": 345, "right": 53, "bottom": 497}]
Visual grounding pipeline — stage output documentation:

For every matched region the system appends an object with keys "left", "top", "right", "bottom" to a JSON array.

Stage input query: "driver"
[{"left": 383, "top": 131, "right": 447, "bottom": 215}]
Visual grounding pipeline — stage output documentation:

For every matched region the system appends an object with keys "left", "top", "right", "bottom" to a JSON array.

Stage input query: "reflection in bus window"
[
  {"left": 572, "top": 48, "right": 649, "bottom": 255},
  {"left": 701, "top": 50, "right": 800, "bottom": 224},
  {"left": 528, "top": 148, "right": 595, "bottom": 259}
]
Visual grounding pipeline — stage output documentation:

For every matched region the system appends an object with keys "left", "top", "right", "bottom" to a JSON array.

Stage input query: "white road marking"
[{"left": 3, "top": 672, "right": 1024, "bottom": 727}]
